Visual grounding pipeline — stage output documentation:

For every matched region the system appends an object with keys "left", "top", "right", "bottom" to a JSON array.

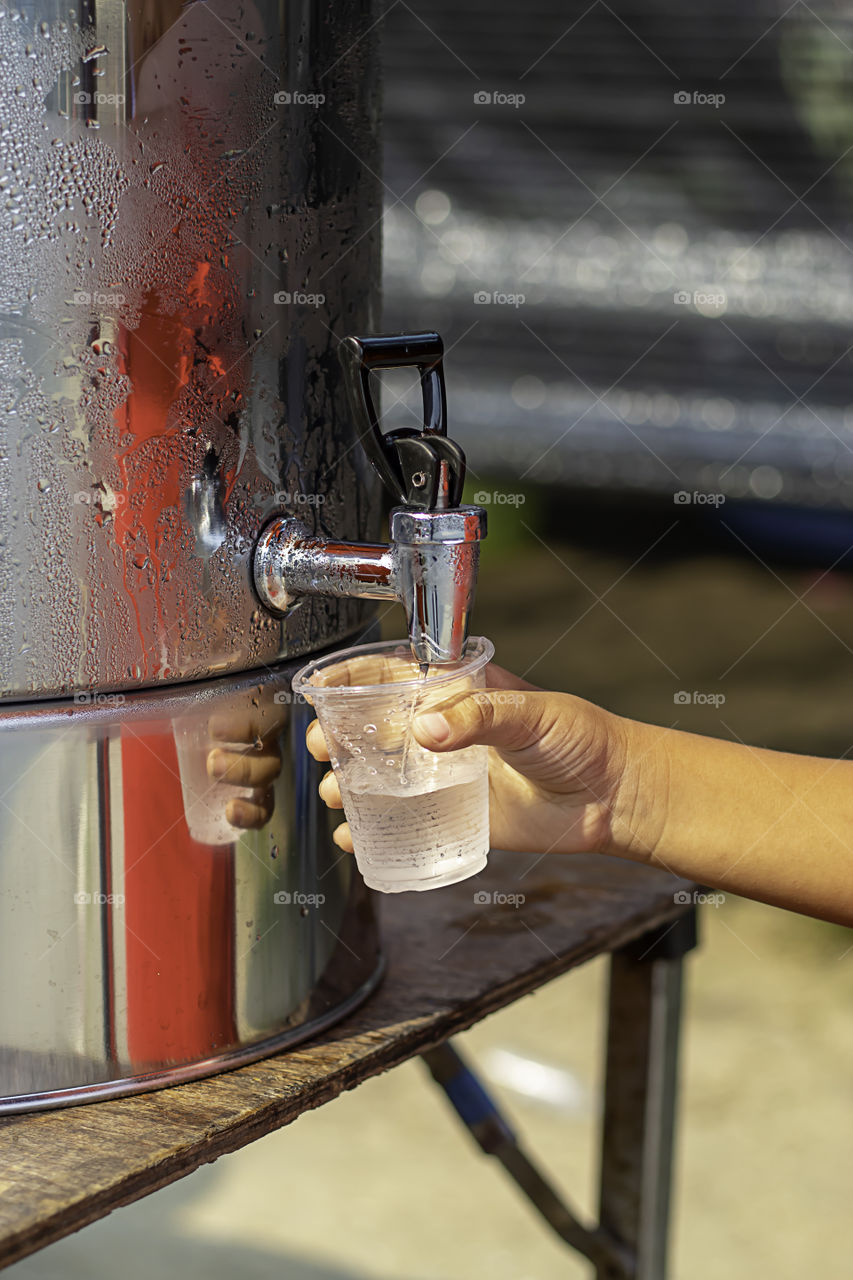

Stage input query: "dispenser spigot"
[{"left": 252, "top": 332, "right": 487, "bottom": 664}]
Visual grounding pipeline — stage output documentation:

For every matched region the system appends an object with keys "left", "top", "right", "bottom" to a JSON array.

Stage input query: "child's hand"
[
  {"left": 305, "top": 663, "right": 656, "bottom": 858},
  {"left": 310, "top": 657, "right": 853, "bottom": 924}
]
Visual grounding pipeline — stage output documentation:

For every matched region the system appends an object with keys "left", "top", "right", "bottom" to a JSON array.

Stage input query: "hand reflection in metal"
[{"left": 206, "top": 707, "right": 285, "bottom": 830}]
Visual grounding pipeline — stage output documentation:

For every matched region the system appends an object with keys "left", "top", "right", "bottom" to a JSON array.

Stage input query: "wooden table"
[{"left": 0, "top": 851, "right": 697, "bottom": 1279}]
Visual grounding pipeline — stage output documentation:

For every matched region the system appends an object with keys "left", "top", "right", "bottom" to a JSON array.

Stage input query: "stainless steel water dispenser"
[
  {"left": 0, "top": 0, "right": 390, "bottom": 1112},
  {"left": 0, "top": 0, "right": 488, "bottom": 1112}
]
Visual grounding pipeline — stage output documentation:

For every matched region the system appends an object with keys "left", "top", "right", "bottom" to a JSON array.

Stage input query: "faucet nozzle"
[
  {"left": 389, "top": 506, "right": 486, "bottom": 665},
  {"left": 252, "top": 332, "right": 488, "bottom": 665}
]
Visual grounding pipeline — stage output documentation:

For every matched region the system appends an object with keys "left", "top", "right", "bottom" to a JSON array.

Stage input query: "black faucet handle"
[{"left": 339, "top": 331, "right": 465, "bottom": 508}]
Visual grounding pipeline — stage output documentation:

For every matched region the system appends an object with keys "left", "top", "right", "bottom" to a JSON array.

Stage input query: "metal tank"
[
  {"left": 0, "top": 0, "right": 383, "bottom": 696},
  {"left": 0, "top": 0, "right": 489, "bottom": 1113},
  {"left": 0, "top": 0, "right": 388, "bottom": 1111}
]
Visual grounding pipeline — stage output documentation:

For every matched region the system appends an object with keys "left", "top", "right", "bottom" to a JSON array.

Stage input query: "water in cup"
[
  {"left": 292, "top": 636, "right": 495, "bottom": 893},
  {"left": 338, "top": 750, "right": 489, "bottom": 892}
]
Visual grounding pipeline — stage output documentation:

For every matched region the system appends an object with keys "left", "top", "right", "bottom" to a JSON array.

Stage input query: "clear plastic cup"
[{"left": 292, "top": 636, "right": 494, "bottom": 893}]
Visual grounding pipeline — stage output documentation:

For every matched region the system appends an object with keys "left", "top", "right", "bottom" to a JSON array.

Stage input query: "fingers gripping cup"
[{"left": 293, "top": 637, "right": 494, "bottom": 893}]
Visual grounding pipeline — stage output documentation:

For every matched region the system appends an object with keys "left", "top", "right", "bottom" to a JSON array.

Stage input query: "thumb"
[{"left": 413, "top": 689, "right": 544, "bottom": 753}]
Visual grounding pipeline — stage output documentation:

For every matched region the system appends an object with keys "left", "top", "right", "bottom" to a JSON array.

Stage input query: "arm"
[
  {"left": 307, "top": 663, "right": 853, "bottom": 927},
  {"left": 618, "top": 718, "right": 853, "bottom": 927}
]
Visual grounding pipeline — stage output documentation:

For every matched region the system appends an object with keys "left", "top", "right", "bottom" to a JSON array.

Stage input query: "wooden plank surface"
[{"left": 0, "top": 852, "right": 691, "bottom": 1271}]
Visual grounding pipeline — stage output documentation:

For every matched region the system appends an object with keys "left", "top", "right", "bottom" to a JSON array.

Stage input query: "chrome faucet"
[{"left": 253, "top": 333, "right": 487, "bottom": 665}]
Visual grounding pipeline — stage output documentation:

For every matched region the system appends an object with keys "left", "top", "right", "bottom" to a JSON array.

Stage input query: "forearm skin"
[{"left": 608, "top": 719, "right": 853, "bottom": 927}]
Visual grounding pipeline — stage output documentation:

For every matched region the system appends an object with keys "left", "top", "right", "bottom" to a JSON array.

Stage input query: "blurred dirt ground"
[{"left": 9, "top": 492, "right": 853, "bottom": 1279}]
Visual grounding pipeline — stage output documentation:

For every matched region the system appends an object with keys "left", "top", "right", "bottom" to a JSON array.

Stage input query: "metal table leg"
[
  {"left": 423, "top": 906, "right": 697, "bottom": 1278},
  {"left": 596, "top": 909, "right": 698, "bottom": 1280},
  {"left": 423, "top": 1040, "right": 633, "bottom": 1275}
]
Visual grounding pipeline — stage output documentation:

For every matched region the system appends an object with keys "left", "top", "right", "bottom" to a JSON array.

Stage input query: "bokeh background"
[{"left": 9, "top": 3, "right": 853, "bottom": 1277}]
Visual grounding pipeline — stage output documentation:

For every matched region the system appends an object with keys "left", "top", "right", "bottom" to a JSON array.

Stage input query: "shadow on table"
[
  {"left": 11, "top": 1238, "right": 372, "bottom": 1280},
  {"left": 7, "top": 1162, "right": 382, "bottom": 1280}
]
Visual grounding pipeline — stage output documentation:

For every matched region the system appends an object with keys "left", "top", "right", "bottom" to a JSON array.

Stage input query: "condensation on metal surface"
[{"left": 0, "top": 0, "right": 383, "bottom": 699}]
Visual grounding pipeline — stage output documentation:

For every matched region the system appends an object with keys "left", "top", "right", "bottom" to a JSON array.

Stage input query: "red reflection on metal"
[
  {"left": 111, "top": 259, "right": 246, "bottom": 678},
  {"left": 122, "top": 728, "right": 236, "bottom": 1064}
]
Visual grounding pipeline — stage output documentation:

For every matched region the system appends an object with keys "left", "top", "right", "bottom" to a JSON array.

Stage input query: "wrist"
[{"left": 597, "top": 714, "right": 670, "bottom": 863}]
